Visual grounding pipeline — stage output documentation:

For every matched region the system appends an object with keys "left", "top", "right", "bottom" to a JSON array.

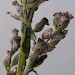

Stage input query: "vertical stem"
[
  {"left": 16, "top": 17, "right": 27, "bottom": 75},
  {"left": 16, "top": 1, "right": 36, "bottom": 75},
  {"left": 16, "top": 49, "right": 26, "bottom": 75},
  {"left": 16, "top": 0, "right": 28, "bottom": 75}
]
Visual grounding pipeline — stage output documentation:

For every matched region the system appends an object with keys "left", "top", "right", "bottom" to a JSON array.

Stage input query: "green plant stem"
[
  {"left": 16, "top": 1, "right": 28, "bottom": 75},
  {"left": 16, "top": 49, "right": 26, "bottom": 75},
  {"left": 16, "top": 17, "right": 27, "bottom": 75}
]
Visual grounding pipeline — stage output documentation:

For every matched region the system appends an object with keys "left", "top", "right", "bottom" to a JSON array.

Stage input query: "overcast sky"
[{"left": 0, "top": 0, "right": 75, "bottom": 75}]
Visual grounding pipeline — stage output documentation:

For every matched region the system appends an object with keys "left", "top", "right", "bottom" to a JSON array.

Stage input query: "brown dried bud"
[
  {"left": 32, "top": 38, "right": 48, "bottom": 52},
  {"left": 6, "top": 11, "right": 20, "bottom": 20},
  {"left": 51, "top": 30, "right": 68, "bottom": 42},
  {"left": 10, "top": 28, "right": 21, "bottom": 55},
  {"left": 42, "top": 28, "right": 54, "bottom": 39},
  {"left": 11, "top": 28, "right": 19, "bottom": 36},
  {"left": 12, "top": 0, "right": 17, "bottom": 6},
  {"left": 12, "top": 0, "right": 23, "bottom": 14},
  {"left": 53, "top": 11, "right": 74, "bottom": 30}
]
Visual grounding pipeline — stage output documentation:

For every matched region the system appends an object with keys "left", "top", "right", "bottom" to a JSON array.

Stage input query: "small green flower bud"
[
  {"left": 33, "top": 17, "right": 49, "bottom": 32},
  {"left": 34, "top": 54, "right": 47, "bottom": 68}
]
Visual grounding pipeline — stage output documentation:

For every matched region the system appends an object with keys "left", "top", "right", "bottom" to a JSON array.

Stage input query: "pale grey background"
[{"left": 0, "top": 0, "right": 75, "bottom": 75}]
